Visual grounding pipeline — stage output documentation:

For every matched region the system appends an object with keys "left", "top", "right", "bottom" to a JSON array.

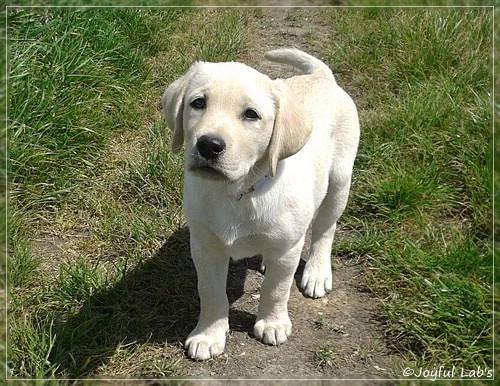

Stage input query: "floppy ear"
[
  {"left": 161, "top": 74, "right": 190, "bottom": 153},
  {"left": 268, "top": 81, "right": 313, "bottom": 176}
]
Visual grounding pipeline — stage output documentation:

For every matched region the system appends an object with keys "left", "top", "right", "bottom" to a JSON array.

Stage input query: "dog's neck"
[
  {"left": 237, "top": 173, "right": 270, "bottom": 201},
  {"left": 234, "top": 158, "right": 283, "bottom": 201}
]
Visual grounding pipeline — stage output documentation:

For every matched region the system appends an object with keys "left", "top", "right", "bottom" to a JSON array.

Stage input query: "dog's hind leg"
[{"left": 301, "top": 175, "right": 352, "bottom": 298}]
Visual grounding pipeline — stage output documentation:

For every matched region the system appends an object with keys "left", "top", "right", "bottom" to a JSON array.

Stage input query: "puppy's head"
[{"left": 162, "top": 60, "right": 311, "bottom": 181}]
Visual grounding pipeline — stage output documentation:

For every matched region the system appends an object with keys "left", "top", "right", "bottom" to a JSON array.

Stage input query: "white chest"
[{"left": 184, "top": 174, "right": 314, "bottom": 258}]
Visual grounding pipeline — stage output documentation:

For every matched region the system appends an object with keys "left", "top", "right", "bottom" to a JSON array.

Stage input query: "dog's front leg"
[
  {"left": 185, "top": 235, "right": 230, "bottom": 360},
  {"left": 254, "top": 238, "right": 304, "bottom": 345}
]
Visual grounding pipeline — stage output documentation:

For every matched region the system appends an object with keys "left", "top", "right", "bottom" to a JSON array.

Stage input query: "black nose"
[{"left": 196, "top": 135, "right": 226, "bottom": 160}]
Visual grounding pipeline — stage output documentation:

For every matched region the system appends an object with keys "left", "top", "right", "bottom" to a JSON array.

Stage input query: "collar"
[{"left": 237, "top": 174, "right": 270, "bottom": 201}]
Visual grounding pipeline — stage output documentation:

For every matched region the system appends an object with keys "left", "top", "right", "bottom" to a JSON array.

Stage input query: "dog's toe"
[
  {"left": 254, "top": 316, "right": 292, "bottom": 345},
  {"left": 185, "top": 334, "right": 225, "bottom": 361}
]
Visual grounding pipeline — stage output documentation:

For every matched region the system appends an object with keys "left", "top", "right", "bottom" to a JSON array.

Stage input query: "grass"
[
  {"left": 7, "top": 7, "right": 248, "bottom": 379},
  {"left": 314, "top": 342, "right": 337, "bottom": 370},
  {"left": 6, "top": 5, "right": 493, "bottom": 381},
  {"left": 325, "top": 8, "right": 492, "bottom": 372}
]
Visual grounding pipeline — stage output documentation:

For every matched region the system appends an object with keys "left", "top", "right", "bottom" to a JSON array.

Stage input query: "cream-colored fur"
[{"left": 162, "top": 48, "right": 360, "bottom": 361}]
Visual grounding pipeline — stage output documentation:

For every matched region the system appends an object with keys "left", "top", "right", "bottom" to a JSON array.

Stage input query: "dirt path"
[{"left": 178, "top": 8, "right": 401, "bottom": 382}]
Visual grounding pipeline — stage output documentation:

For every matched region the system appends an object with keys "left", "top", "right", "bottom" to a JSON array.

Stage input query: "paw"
[
  {"left": 254, "top": 315, "right": 292, "bottom": 345},
  {"left": 301, "top": 261, "right": 332, "bottom": 298},
  {"left": 185, "top": 329, "right": 227, "bottom": 361}
]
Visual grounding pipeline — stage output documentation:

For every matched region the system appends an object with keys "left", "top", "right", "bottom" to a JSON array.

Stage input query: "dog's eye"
[
  {"left": 243, "top": 108, "right": 260, "bottom": 120},
  {"left": 190, "top": 97, "right": 206, "bottom": 110}
]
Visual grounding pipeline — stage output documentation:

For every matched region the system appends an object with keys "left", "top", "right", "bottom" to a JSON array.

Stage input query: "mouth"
[
  {"left": 187, "top": 148, "right": 239, "bottom": 181},
  {"left": 189, "top": 164, "right": 229, "bottom": 180}
]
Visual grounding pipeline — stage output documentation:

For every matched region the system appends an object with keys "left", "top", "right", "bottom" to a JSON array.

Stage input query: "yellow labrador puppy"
[{"left": 162, "top": 48, "right": 359, "bottom": 360}]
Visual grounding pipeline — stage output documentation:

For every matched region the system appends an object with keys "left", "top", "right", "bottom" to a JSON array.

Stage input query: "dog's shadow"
[{"left": 50, "top": 226, "right": 262, "bottom": 377}]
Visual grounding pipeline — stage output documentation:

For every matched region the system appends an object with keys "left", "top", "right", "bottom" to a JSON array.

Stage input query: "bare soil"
[{"left": 181, "top": 236, "right": 399, "bottom": 381}]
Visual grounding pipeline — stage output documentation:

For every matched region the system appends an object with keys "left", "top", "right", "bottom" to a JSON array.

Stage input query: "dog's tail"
[{"left": 264, "top": 48, "right": 335, "bottom": 82}]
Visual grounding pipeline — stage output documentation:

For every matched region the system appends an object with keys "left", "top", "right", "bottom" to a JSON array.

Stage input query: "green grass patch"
[
  {"left": 9, "top": 9, "right": 184, "bottom": 213},
  {"left": 8, "top": 7, "right": 249, "bottom": 378},
  {"left": 327, "top": 8, "right": 492, "bottom": 370}
]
